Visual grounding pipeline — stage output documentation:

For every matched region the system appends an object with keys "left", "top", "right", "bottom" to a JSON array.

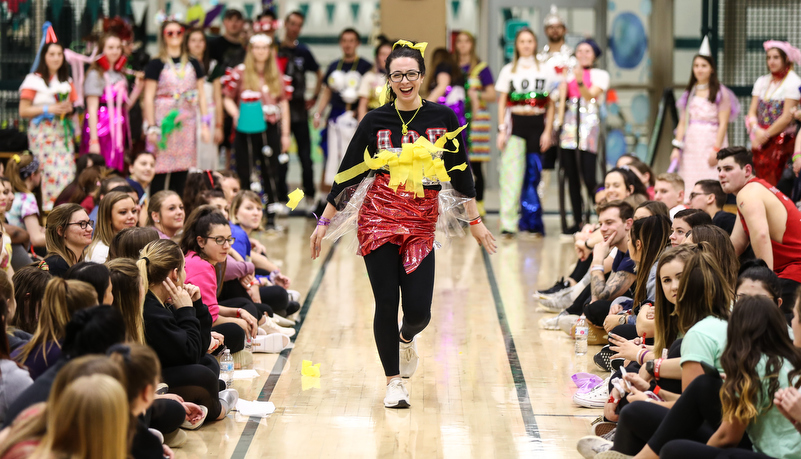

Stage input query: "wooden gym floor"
[{"left": 175, "top": 214, "right": 603, "bottom": 459}]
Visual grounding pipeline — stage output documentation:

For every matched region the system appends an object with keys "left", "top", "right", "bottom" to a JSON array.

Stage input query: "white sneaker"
[
  {"left": 252, "top": 333, "right": 290, "bottom": 353},
  {"left": 539, "top": 310, "right": 567, "bottom": 330},
  {"left": 577, "top": 435, "right": 613, "bottom": 459},
  {"left": 384, "top": 377, "right": 410, "bottom": 408},
  {"left": 260, "top": 316, "right": 296, "bottom": 337},
  {"left": 538, "top": 288, "right": 573, "bottom": 312},
  {"left": 399, "top": 335, "right": 419, "bottom": 378},
  {"left": 573, "top": 377, "right": 610, "bottom": 408},
  {"left": 272, "top": 314, "right": 296, "bottom": 327},
  {"left": 559, "top": 314, "right": 580, "bottom": 336},
  {"left": 286, "top": 289, "right": 301, "bottom": 303}
]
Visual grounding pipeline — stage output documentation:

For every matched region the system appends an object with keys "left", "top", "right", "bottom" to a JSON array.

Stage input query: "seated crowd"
[
  {"left": 0, "top": 152, "right": 301, "bottom": 457},
  {"left": 536, "top": 148, "right": 801, "bottom": 459}
]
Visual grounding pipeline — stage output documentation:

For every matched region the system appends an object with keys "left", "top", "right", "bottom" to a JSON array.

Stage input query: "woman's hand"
[
  {"left": 310, "top": 225, "right": 327, "bottom": 259},
  {"left": 609, "top": 332, "right": 644, "bottom": 361},
  {"left": 603, "top": 314, "right": 625, "bottom": 333},
  {"left": 163, "top": 278, "right": 192, "bottom": 308},
  {"left": 251, "top": 240, "right": 267, "bottom": 255},
  {"left": 211, "top": 331, "right": 225, "bottom": 346},
  {"left": 235, "top": 310, "right": 259, "bottom": 338},
  {"left": 200, "top": 124, "right": 211, "bottom": 143},
  {"left": 604, "top": 387, "right": 620, "bottom": 422},
  {"left": 88, "top": 142, "right": 101, "bottom": 154},
  {"left": 753, "top": 128, "right": 769, "bottom": 147},
  {"left": 775, "top": 387, "right": 801, "bottom": 425},
  {"left": 625, "top": 386, "right": 650, "bottom": 403},
  {"left": 573, "top": 65, "right": 584, "bottom": 83},
  {"left": 707, "top": 150, "right": 719, "bottom": 168},
  {"left": 281, "top": 133, "right": 291, "bottom": 153},
  {"left": 793, "top": 155, "right": 801, "bottom": 177},
  {"left": 184, "top": 283, "right": 201, "bottom": 302},
  {"left": 214, "top": 126, "right": 224, "bottom": 144},
  {"left": 182, "top": 401, "right": 206, "bottom": 424},
  {"left": 240, "top": 274, "right": 256, "bottom": 291},
  {"left": 470, "top": 221, "right": 496, "bottom": 254},
  {"left": 50, "top": 101, "right": 72, "bottom": 116},
  {"left": 670, "top": 148, "right": 681, "bottom": 163},
  {"left": 540, "top": 130, "right": 552, "bottom": 151},
  {"left": 623, "top": 372, "right": 651, "bottom": 392},
  {"left": 162, "top": 445, "right": 176, "bottom": 459},
  {"left": 496, "top": 130, "right": 506, "bottom": 151},
  {"left": 274, "top": 273, "right": 291, "bottom": 289}
]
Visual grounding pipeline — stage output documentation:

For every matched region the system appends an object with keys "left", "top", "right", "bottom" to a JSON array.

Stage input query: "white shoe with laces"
[
  {"left": 399, "top": 335, "right": 419, "bottom": 378},
  {"left": 260, "top": 316, "right": 296, "bottom": 337},
  {"left": 576, "top": 435, "right": 613, "bottom": 458},
  {"left": 573, "top": 376, "right": 610, "bottom": 408},
  {"left": 384, "top": 377, "right": 410, "bottom": 408}
]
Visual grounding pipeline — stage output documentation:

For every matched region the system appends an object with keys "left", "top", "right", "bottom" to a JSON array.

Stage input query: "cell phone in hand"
[
  {"left": 700, "top": 361, "right": 721, "bottom": 379},
  {"left": 620, "top": 367, "right": 633, "bottom": 391}
]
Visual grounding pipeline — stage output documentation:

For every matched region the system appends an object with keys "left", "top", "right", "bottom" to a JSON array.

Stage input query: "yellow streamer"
[
  {"left": 286, "top": 188, "right": 305, "bottom": 210},
  {"left": 334, "top": 126, "right": 469, "bottom": 197}
]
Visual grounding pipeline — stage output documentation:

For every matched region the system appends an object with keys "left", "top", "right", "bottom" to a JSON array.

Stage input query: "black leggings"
[
  {"left": 614, "top": 375, "right": 748, "bottom": 455},
  {"left": 471, "top": 161, "right": 485, "bottom": 202},
  {"left": 146, "top": 398, "right": 186, "bottom": 434},
  {"left": 290, "top": 118, "right": 314, "bottom": 199},
  {"left": 364, "top": 243, "right": 435, "bottom": 377},
  {"left": 161, "top": 354, "right": 223, "bottom": 420},
  {"left": 233, "top": 130, "right": 280, "bottom": 208},
  {"left": 661, "top": 440, "right": 763, "bottom": 459},
  {"left": 561, "top": 148, "right": 598, "bottom": 227},
  {"left": 151, "top": 170, "right": 188, "bottom": 194},
  {"left": 570, "top": 257, "right": 592, "bottom": 283},
  {"left": 212, "top": 322, "right": 245, "bottom": 353}
]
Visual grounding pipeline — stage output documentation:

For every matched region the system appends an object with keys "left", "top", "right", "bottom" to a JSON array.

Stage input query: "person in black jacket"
[
  {"left": 137, "top": 239, "right": 237, "bottom": 422},
  {"left": 309, "top": 41, "right": 496, "bottom": 408}
]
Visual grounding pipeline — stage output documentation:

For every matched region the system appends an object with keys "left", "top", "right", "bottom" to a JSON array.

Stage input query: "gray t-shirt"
[
  {"left": 84, "top": 69, "right": 126, "bottom": 97},
  {"left": 646, "top": 259, "right": 659, "bottom": 302},
  {"left": 0, "top": 359, "right": 33, "bottom": 424}
]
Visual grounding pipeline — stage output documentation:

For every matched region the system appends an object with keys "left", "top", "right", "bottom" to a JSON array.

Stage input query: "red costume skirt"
[
  {"left": 753, "top": 131, "right": 796, "bottom": 186},
  {"left": 357, "top": 173, "right": 439, "bottom": 274}
]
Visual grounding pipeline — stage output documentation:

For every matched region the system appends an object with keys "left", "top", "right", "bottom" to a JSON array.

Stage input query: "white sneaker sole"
[{"left": 384, "top": 398, "right": 411, "bottom": 408}]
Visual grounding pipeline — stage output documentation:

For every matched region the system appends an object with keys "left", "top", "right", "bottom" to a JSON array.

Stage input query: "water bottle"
[
  {"left": 220, "top": 349, "right": 234, "bottom": 388},
  {"left": 575, "top": 315, "right": 589, "bottom": 356}
]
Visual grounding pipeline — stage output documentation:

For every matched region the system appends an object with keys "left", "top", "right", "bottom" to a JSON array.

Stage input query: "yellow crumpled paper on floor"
[
  {"left": 301, "top": 359, "right": 321, "bottom": 377},
  {"left": 286, "top": 188, "right": 305, "bottom": 210}
]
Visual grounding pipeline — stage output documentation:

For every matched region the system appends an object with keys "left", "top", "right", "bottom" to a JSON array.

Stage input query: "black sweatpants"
[
  {"left": 151, "top": 170, "right": 188, "bottom": 195},
  {"left": 146, "top": 398, "right": 186, "bottom": 434},
  {"left": 561, "top": 148, "right": 598, "bottom": 227},
  {"left": 471, "top": 161, "right": 485, "bottom": 202},
  {"left": 233, "top": 131, "right": 280, "bottom": 208},
  {"left": 570, "top": 257, "right": 592, "bottom": 283},
  {"left": 212, "top": 322, "right": 245, "bottom": 353},
  {"left": 290, "top": 119, "right": 315, "bottom": 199},
  {"left": 161, "top": 354, "right": 223, "bottom": 420},
  {"left": 661, "top": 440, "right": 762, "bottom": 459},
  {"left": 364, "top": 243, "right": 435, "bottom": 377}
]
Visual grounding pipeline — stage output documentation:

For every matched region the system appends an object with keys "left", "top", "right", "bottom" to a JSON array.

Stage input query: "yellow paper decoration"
[
  {"left": 301, "top": 359, "right": 321, "bottom": 378},
  {"left": 286, "top": 188, "right": 305, "bottom": 210},
  {"left": 392, "top": 39, "right": 428, "bottom": 58},
  {"left": 301, "top": 375, "right": 321, "bottom": 391},
  {"left": 334, "top": 125, "right": 468, "bottom": 198}
]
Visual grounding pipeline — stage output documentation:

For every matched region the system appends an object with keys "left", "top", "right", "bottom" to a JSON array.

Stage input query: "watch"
[{"left": 645, "top": 359, "right": 656, "bottom": 377}]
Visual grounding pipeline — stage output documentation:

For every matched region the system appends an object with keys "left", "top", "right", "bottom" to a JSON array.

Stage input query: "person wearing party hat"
[
  {"left": 309, "top": 40, "right": 495, "bottom": 409},
  {"left": 18, "top": 22, "right": 77, "bottom": 212},
  {"left": 746, "top": 40, "right": 801, "bottom": 188},
  {"left": 671, "top": 36, "right": 739, "bottom": 198}
]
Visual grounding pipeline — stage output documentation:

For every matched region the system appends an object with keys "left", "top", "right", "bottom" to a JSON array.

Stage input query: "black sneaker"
[
  {"left": 538, "top": 277, "right": 570, "bottom": 295},
  {"left": 593, "top": 345, "right": 615, "bottom": 372}
]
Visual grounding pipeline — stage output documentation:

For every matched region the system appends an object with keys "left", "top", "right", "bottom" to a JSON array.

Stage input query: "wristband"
[
  {"left": 590, "top": 264, "right": 604, "bottom": 273},
  {"left": 585, "top": 240, "right": 592, "bottom": 250},
  {"left": 497, "top": 123, "right": 507, "bottom": 132},
  {"left": 653, "top": 385, "right": 661, "bottom": 396},
  {"left": 89, "top": 138, "right": 100, "bottom": 145},
  {"left": 607, "top": 394, "right": 619, "bottom": 404},
  {"left": 147, "top": 126, "right": 161, "bottom": 135},
  {"left": 317, "top": 216, "right": 331, "bottom": 226},
  {"left": 469, "top": 216, "right": 482, "bottom": 226},
  {"left": 637, "top": 349, "right": 647, "bottom": 365},
  {"left": 313, "top": 112, "right": 321, "bottom": 119},
  {"left": 793, "top": 153, "right": 801, "bottom": 162},
  {"left": 202, "top": 114, "right": 213, "bottom": 126},
  {"left": 671, "top": 139, "right": 685, "bottom": 150},
  {"left": 654, "top": 358, "right": 663, "bottom": 380},
  {"left": 236, "top": 308, "right": 242, "bottom": 318}
]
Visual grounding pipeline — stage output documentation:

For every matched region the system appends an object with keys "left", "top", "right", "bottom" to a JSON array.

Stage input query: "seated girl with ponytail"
[
  {"left": 11, "top": 278, "right": 98, "bottom": 379},
  {"left": 139, "top": 239, "right": 238, "bottom": 423}
]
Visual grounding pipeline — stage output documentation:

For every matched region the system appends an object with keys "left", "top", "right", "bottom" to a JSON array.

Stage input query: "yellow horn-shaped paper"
[{"left": 392, "top": 39, "right": 428, "bottom": 58}]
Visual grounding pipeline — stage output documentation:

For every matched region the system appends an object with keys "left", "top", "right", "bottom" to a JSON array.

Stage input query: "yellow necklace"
[{"left": 395, "top": 97, "right": 422, "bottom": 135}]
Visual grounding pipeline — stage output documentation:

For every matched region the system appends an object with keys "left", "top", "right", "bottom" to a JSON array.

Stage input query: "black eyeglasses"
[
  {"left": 388, "top": 70, "right": 421, "bottom": 83},
  {"left": 205, "top": 236, "right": 235, "bottom": 246},
  {"left": 689, "top": 192, "right": 710, "bottom": 200},
  {"left": 67, "top": 220, "right": 94, "bottom": 230}
]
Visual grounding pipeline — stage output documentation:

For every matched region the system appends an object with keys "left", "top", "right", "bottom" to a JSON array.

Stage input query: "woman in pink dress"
[
  {"left": 143, "top": 19, "right": 210, "bottom": 194},
  {"left": 671, "top": 52, "right": 738, "bottom": 197}
]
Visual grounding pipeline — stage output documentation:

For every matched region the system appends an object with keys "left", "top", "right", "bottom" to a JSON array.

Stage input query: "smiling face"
[
  {"left": 692, "top": 56, "right": 713, "bottom": 83},
  {"left": 604, "top": 171, "right": 631, "bottom": 201},
  {"left": 388, "top": 56, "right": 423, "bottom": 107},
  {"left": 198, "top": 223, "right": 231, "bottom": 264},
  {"left": 103, "top": 36, "right": 123, "bottom": 67},
  {"left": 236, "top": 198, "right": 263, "bottom": 231},
  {"left": 669, "top": 218, "right": 691, "bottom": 246},
  {"left": 575, "top": 43, "right": 596, "bottom": 68},
  {"left": 598, "top": 207, "right": 630, "bottom": 247},
  {"left": 187, "top": 31, "right": 206, "bottom": 59},
  {"left": 111, "top": 198, "right": 138, "bottom": 233},
  {"left": 63, "top": 210, "right": 93, "bottom": 249},
  {"left": 515, "top": 31, "right": 537, "bottom": 59},
  {"left": 660, "top": 259, "right": 684, "bottom": 305},
  {"left": 44, "top": 44, "right": 64, "bottom": 76},
  {"left": 156, "top": 195, "right": 185, "bottom": 232},
  {"left": 130, "top": 154, "right": 155, "bottom": 186}
]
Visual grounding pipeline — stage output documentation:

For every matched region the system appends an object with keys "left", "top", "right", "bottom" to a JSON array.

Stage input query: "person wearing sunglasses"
[
  {"left": 310, "top": 40, "right": 495, "bottom": 409},
  {"left": 310, "top": 28, "right": 373, "bottom": 217},
  {"left": 143, "top": 19, "right": 210, "bottom": 195},
  {"left": 43, "top": 204, "right": 94, "bottom": 277}
]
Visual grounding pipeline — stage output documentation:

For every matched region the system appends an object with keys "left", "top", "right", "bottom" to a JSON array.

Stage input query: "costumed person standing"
[
  {"left": 455, "top": 31, "right": 496, "bottom": 217},
  {"left": 222, "top": 33, "right": 291, "bottom": 230},
  {"left": 309, "top": 41, "right": 496, "bottom": 408},
  {"left": 538, "top": 6, "right": 573, "bottom": 214},
  {"left": 357, "top": 39, "right": 392, "bottom": 121},
  {"left": 557, "top": 38, "right": 608, "bottom": 231},
  {"left": 495, "top": 28, "right": 556, "bottom": 237},
  {"left": 143, "top": 18, "right": 210, "bottom": 194},
  {"left": 746, "top": 40, "right": 801, "bottom": 188},
  {"left": 18, "top": 23, "right": 77, "bottom": 212},
  {"left": 312, "top": 28, "right": 372, "bottom": 215},
  {"left": 671, "top": 37, "right": 739, "bottom": 197},
  {"left": 81, "top": 33, "right": 144, "bottom": 173},
  {"left": 186, "top": 27, "right": 223, "bottom": 171}
]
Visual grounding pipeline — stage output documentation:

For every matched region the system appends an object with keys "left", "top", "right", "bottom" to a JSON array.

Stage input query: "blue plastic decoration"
[
  {"left": 606, "top": 129, "right": 627, "bottom": 165},
  {"left": 609, "top": 12, "right": 647, "bottom": 69}
]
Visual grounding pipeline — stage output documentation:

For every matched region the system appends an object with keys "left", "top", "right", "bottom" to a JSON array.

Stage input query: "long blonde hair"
[
  {"left": 87, "top": 191, "right": 137, "bottom": 256},
  {"left": 137, "top": 239, "right": 185, "bottom": 307},
  {"left": 242, "top": 36, "right": 282, "bottom": 95},
  {"left": 511, "top": 28, "right": 539, "bottom": 73},
  {"left": 32, "top": 374, "right": 129, "bottom": 459},
  {"left": 16, "top": 278, "right": 98, "bottom": 365},
  {"left": 456, "top": 31, "right": 479, "bottom": 70},
  {"left": 107, "top": 258, "right": 146, "bottom": 344}
]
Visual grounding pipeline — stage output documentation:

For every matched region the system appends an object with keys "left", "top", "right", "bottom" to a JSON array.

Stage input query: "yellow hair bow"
[
  {"left": 11, "top": 154, "right": 20, "bottom": 164},
  {"left": 393, "top": 39, "right": 428, "bottom": 58}
]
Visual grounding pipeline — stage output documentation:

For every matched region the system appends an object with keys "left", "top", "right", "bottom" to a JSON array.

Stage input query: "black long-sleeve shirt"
[
  {"left": 142, "top": 292, "right": 212, "bottom": 369},
  {"left": 326, "top": 100, "right": 476, "bottom": 205}
]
